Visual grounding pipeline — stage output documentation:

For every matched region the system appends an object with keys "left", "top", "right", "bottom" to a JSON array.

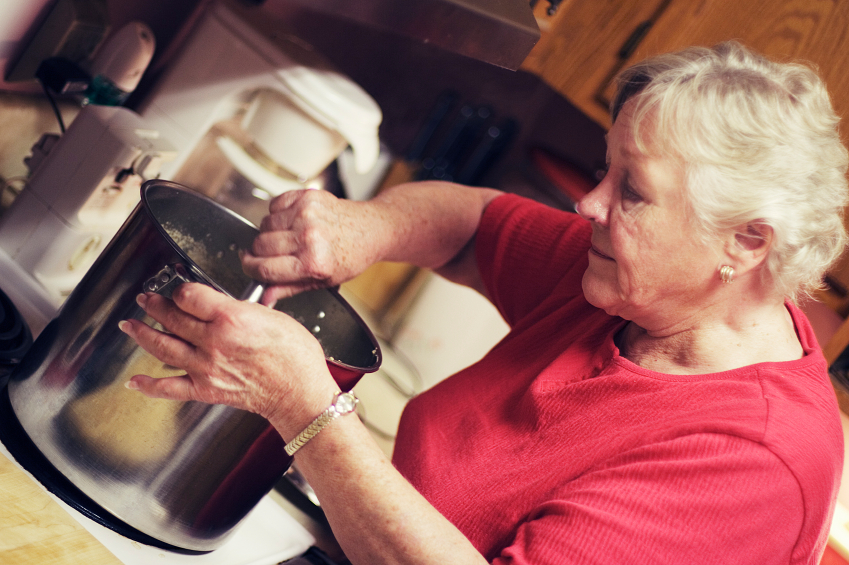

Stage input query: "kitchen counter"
[
  {"left": 0, "top": 446, "right": 120, "bottom": 565},
  {"left": 0, "top": 439, "right": 316, "bottom": 565}
]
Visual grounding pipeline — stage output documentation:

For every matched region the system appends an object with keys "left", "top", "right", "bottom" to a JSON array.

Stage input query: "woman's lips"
[{"left": 589, "top": 246, "right": 614, "bottom": 260}]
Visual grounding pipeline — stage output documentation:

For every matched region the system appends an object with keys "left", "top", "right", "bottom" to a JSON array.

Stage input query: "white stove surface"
[{"left": 0, "top": 247, "right": 58, "bottom": 339}]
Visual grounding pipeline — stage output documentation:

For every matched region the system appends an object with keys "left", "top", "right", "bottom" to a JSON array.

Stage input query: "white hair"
[{"left": 612, "top": 41, "right": 849, "bottom": 300}]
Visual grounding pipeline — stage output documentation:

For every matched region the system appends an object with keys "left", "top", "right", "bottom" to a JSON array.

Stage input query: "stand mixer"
[
  {"left": 0, "top": 104, "right": 175, "bottom": 304},
  {"left": 138, "top": 1, "right": 383, "bottom": 226}
]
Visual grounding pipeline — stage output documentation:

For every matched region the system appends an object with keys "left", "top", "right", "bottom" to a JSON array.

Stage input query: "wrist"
[
  {"left": 283, "top": 391, "right": 359, "bottom": 456},
  {"left": 264, "top": 379, "right": 337, "bottom": 438}
]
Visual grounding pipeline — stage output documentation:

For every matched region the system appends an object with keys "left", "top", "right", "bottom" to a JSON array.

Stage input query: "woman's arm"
[
  {"left": 240, "top": 181, "right": 502, "bottom": 304},
  {"left": 120, "top": 284, "right": 489, "bottom": 565},
  {"left": 285, "top": 402, "right": 489, "bottom": 565}
]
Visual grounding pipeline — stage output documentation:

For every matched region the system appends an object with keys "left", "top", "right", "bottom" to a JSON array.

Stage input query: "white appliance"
[
  {"left": 0, "top": 104, "right": 176, "bottom": 305},
  {"left": 392, "top": 274, "right": 510, "bottom": 389},
  {"left": 139, "top": 1, "right": 383, "bottom": 225}
]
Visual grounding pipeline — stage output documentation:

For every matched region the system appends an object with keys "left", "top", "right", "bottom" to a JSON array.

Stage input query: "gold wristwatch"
[{"left": 284, "top": 391, "right": 359, "bottom": 456}]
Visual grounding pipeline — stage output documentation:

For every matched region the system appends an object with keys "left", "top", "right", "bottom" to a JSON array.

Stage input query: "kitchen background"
[
  {"left": 3, "top": 1, "right": 849, "bottom": 564},
  {"left": 0, "top": 0, "right": 608, "bottom": 453},
  {"left": 0, "top": 0, "right": 608, "bottom": 199}
]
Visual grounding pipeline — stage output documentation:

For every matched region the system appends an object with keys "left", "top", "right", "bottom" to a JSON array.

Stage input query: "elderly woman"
[{"left": 121, "top": 42, "right": 847, "bottom": 563}]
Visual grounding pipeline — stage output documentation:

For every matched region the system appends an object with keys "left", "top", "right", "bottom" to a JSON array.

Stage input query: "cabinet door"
[
  {"left": 521, "top": 0, "right": 672, "bottom": 128},
  {"left": 605, "top": 0, "right": 849, "bottom": 126},
  {"left": 526, "top": 0, "right": 849, "bottom": 133}
]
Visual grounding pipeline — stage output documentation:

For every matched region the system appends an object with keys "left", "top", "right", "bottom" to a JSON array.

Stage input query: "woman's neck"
[{"left": 615, "top": 301, "right": 804, "bottom": 374}]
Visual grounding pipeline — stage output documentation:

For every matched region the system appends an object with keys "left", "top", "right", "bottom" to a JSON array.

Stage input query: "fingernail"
[
  {"left": 118, "top": 320, "right": 131, "bottom": 334},
  {"left": 136, "top": 293, "right": 148, "bottom": 308},
  {"left": 124, "top": 380, "right": 139, "bottom": 390}
]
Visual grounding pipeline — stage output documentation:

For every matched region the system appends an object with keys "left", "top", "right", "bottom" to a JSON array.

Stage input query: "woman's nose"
[{"left": 576, "top": 180, "right": 610, "bottom": 225}]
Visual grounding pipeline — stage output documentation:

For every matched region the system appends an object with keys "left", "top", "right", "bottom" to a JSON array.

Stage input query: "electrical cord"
[
  {"left": 34, "top": 57, "right": 90, "bottom": 134},
  {"left": 39, "top": 80, "right": 66, "bottom": 134}
]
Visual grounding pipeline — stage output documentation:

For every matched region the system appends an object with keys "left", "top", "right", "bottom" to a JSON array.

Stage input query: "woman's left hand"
[{"left": 119, "top": 282, "right": 338, "bottom": 436}]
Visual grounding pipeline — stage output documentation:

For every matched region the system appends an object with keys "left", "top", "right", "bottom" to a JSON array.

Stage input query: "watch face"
[{"left": 336, "top": 392, "right": 357, "bottom": 413}]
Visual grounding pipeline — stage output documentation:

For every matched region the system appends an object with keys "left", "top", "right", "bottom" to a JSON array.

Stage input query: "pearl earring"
[{"left": 719, "top": 265, "right": 735, "bottom": 283}]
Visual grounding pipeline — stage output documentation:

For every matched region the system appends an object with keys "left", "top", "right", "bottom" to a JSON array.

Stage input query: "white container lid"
[
  {"left": 276, "top": 65, "right": 382, "bottom": 174},
  {"left": 241, "top": 89, "right": 349, "bottom": 181}
]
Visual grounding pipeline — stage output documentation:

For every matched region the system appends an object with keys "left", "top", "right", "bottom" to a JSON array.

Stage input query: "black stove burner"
[
  {"left": 0, "top": 288, "right": 32, "bottom": 381},
  {"left": 0, "top": 386, "right": 207, "bottom": 555}
]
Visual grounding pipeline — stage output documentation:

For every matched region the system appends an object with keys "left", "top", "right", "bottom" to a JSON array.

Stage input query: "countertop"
[
  {"left": 0, "top": 439, "right": 317, "bottom": 565},
  {"left": 0, "top": 445, "right": 120, "bottom": 565}
]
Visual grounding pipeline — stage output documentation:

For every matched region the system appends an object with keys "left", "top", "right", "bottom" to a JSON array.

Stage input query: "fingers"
[
  {"left": 244, "top": 188, "right": 349, "bottom": 291},
  {"left": 260, "top": 190, "right": 320, "bottom": 232},
  {"left": 264, "top": 188, "right": 338, "bottom": 230},
  {"left": 259, "top": 283, "right": 322, "bottom": 306},
  {"left": 119, "top": 318, "right": 197, "bottom": 369},
  {"left": 241, "top": 252, "right": 311, "bottom": 285},
  {"left": 250, "top": 230, "right": 299, "bottom": 257},
  {"left": 133, "top": 288, "right": 210, "bottom": 348},
  {"left": 125, "top": 374, "right": 197, "bottom": 402},
  {"left": 122, "top": 283, "right": 229, "bottom": 359},
  {"left": 167, "top": 283, "right": 232, "bottom": 323},
  {"left": 267, "top": 189, "right": 309, "bottom": 215},
  {"left": 259, "top": 211, "right": 294, "bottom": 233}
]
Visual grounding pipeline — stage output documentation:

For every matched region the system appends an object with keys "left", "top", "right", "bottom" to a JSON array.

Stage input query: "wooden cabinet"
[
  {"left": 522, "top": 0, "right": 849, "bottom": 133},
  {"left": 521, "top": 0, "right": 672, "bottom": 128}
]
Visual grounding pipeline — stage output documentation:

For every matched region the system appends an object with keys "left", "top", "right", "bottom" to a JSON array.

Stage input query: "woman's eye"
[{"left": 621, "top": 182, "right": 642, "bottom": 203}]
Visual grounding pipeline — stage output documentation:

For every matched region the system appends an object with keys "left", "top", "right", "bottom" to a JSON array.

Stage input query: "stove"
[
  {"left": 0, "top": 247, "right": 52, "bottom": 391},
  {"left": 0, "top": 286, "right": 32, "bottom": 381},
  {"left": 0, "top": 248, "right": 56, "bottom": 339}
]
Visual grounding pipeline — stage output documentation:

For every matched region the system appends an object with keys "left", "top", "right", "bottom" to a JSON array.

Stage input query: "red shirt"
[{"left": 392, "top": 194, "right": 843, "bottom": 564}]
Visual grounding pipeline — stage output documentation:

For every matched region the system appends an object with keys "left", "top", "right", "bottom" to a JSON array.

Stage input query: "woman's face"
[{"left": 577, "top": 104, "right": 725, "bottom": 333}]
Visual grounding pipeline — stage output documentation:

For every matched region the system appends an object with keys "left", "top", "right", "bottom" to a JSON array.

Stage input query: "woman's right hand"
[
  {"left": 241, "top": 182, "right": 502, "bottom": 305},
  {"left": 241, "top": 189, "right": 380, "bottom": 305}
]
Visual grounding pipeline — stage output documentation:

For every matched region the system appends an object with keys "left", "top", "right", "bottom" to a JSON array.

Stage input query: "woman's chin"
[
  {"left": 582, "top": 278, "right": 632, "bottom": 319},
  {"left": 583, "top": 272, "right": 613, "bottom": 306}
]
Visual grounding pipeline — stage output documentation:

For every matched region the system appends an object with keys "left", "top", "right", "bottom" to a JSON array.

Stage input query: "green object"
[{"left": 84, "top": 74, "right": 128, "bottom": 106}]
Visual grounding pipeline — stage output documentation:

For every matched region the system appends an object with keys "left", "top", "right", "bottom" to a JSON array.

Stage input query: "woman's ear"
[{"left": 729, "top": 222, "right": 773, "bottom": 273}]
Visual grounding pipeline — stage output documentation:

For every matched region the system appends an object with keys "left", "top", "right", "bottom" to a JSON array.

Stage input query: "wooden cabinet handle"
[{"left": 619, "top": 20, "right": 654, "bottom": 59}]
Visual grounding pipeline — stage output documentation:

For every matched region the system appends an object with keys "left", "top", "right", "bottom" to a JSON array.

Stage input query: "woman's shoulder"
[
  {"left": 757, "top": 301, "right": 842, "bottom": 461},
  {"left": 477, "top": 194, "right": 592, "bottom": 326},
  {"left": 754, "top": 348, "right": 843, "bottom": 503}
]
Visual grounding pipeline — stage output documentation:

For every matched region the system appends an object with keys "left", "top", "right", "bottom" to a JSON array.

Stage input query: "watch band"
[{"left": 284, "top": 391, "right": 359, "bottom": 456}]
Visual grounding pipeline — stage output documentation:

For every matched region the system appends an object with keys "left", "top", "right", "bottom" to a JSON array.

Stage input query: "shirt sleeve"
[
  {"left": 493, "top": 433, "right": 806, "bottom": 565},
  {"left": 476, "top": 194, "right": 592, "bottom": 327}
]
